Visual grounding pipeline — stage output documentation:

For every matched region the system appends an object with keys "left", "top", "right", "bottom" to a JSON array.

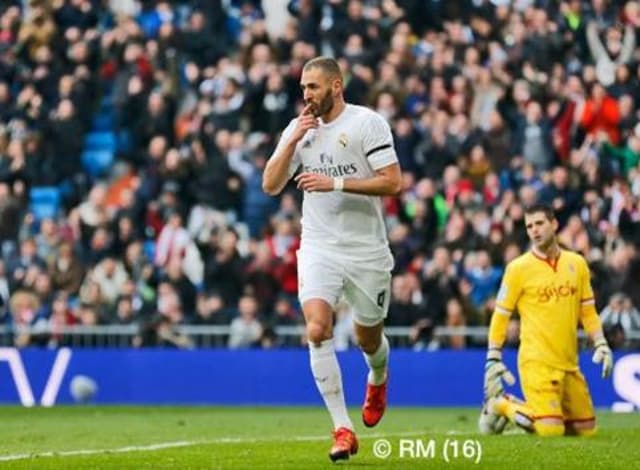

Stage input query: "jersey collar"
[
  {"left": 531, "top": 246, "right": 561, "bottom": 272},
  {"left": 320, "top": 103, "right": 349, "bottom": 128}
]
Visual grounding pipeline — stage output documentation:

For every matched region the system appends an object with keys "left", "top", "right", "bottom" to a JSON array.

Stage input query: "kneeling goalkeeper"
[{"left": 479, "top": 204, "right": 613, "bottom": 437}]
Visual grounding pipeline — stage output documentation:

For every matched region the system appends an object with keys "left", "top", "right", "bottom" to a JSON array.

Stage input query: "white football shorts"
[{"left": 297, "top": 247, "right": 392, "bottom": 326}]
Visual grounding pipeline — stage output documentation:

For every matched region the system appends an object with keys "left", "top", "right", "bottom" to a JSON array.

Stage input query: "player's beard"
[
  {"left": 310, "top": 89, "right": 334, "bottom": 117},
  {"left": 537, "top": 233, "right": 557, "bottom": 254}
]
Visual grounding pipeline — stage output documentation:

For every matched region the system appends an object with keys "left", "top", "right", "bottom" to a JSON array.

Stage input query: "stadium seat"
[
  {"left": 29, "top": 186, "right": 61, "bottom": 221},
  {"left": 81, "top": 149, "right": 114, "bottom": 178},
  {"left": 92, "top": 113, "right": 114, "bottom": 131},
  {"left": 143, "top": 240, "right": 156, "bottom": 260},
  {"left": 84, "top": 132, "right": 116, "bottom": 152}
]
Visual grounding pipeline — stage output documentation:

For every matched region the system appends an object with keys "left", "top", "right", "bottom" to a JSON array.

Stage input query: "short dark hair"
[
  {"left": 303, "top": 56, "right": 342, "bottom": 81},
  {"left": 524, "top": 203, "right": 556, "bottom": 221}
]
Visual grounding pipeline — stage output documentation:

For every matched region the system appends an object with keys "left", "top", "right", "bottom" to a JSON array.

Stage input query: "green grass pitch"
[{"left": 0, "top": 406, "right": 638, "bottom": 469}]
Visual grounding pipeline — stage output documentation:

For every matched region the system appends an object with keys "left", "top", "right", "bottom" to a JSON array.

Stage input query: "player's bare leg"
[
  {"left": 354, "top": 321, "right": 388, "bottom": 427},
  {"left": 304, "top": 299, "right": 357, "bottom": 461}
]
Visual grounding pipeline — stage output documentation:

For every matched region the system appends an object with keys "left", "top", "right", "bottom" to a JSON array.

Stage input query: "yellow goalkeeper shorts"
[{"left": 519, "top": 361, "right": 595, "bottom": 422}]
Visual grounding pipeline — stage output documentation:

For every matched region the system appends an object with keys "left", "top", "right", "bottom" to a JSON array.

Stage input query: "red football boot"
[
  {"left": 329, "top": 427, "right": 359, "bottom": 462},
  {"left": 362, "top": 377, "right": 387, "bottom": 428}
]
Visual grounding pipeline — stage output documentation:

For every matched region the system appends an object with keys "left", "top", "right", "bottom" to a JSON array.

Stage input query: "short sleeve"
[
  {"left": 361, "top": 112, "right": 398, "bottom": 170},
  {"left": 272, "top": 119, "right": 301, "bottom": 177}
]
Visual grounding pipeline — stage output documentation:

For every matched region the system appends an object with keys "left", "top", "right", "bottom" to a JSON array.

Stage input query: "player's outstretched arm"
[{"left": 294, "top": 163, "right": 402, "bottom": 196}]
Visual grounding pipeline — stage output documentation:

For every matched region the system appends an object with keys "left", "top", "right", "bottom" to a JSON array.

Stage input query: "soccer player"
[
  {"left": 479, "top": 204, "right": 614, "bottom": 437},
  {"left": 263, "top": 56, "right": 401, "bottom": 461}
]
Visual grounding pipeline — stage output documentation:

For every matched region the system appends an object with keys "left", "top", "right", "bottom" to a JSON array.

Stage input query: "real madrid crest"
[{"left": 338, "top": 133, "right": 348, "bottom": 148}]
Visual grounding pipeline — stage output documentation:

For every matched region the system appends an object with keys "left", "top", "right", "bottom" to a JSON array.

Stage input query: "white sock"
[
  {"left": 309, "top": 338, "right": 353, "bottom": 431},
  {"left": 363, "top": 335, "right": 389, "bottom": 386}
]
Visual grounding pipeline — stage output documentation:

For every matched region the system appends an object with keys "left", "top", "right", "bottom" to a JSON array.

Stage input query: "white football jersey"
[{"left": 273, "top": 104, "right": 398, "bottom": 262}]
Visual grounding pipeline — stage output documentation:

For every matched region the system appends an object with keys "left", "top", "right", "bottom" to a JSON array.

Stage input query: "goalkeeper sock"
[
  {"left": 493, "top": 394, "right": 535, "bottom": 432},
  {"left": 309, "top": 338, "right": 353, "bottom": 430},
  {"left": 363, "top": 334, "right": 389, "bottom": 385}
]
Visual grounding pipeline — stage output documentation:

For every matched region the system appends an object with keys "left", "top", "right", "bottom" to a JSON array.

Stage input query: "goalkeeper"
[{"left": 479, "top": 204, "right": 613, "bottom": 437}]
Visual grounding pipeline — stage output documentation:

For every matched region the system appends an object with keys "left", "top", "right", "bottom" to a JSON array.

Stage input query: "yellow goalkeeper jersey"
[{"left": 494, "top": 249, "right": 595, "bottom": 371}]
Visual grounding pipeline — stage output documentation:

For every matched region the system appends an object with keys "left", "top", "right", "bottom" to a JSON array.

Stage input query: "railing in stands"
[{"left": 0, "top": 325, "right": 638, "bottom": 349}]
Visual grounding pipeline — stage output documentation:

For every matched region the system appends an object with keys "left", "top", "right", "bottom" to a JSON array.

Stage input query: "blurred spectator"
[
  {"left": 45, "top": 99, "right": 84, "bottom": 183},
  {"left": 228, "top": 294, "right": 262, "bottom": 348},
  {"left": 0, "top": 182, "right": 22, "bottom": 249},
  {"left": 387, "top": 272, "right": 435, "bottom": 348},
  {"left": 154, "top": 211, "right": 190, "bottom": 269},
  {"left": 163, "top": 256, "right": 196, "bottom": 317},
  {"left": 441, "top": 297, "right": 476, "bottom": 350},
  {"left": 600, "top": 292, "right": 640, "bottom": 349},
  {"left": 586, "top": 20, "right": 635, "bottom": 87},
  {"left": 194, "top": 290, "right": 232, "bottom": 326},
  {"left": 112, "top": 295, "right": 137, "bottom": 326},
  {"left": 512, "top": 101, "right": 554, "bottom": 172},
  {"left": 539, "top": 166, "right": 581, "bottom": 227},
  {"left": 9, "top": 289, "right": 43, "bottom": 347},
  {"left": 132, "top": 281, "right": 193, "bottom": 348},
  {"left": 47, "top": 292, "right": 76, "bottom": 348},
  {"left": 270, "top": 294, "right": 300, "bottom": 327},
  {"left": 73, "top": 184, "right": 109, "bottom": 250},
  {"left": 6, "top": 238, "right": 46, "bottom": 290},
  {"left": 387, "top": 273, "right": 428, "bottom": 327},
  {"left": 577, "top": 82, "right": 621, "bottom": 145},
  {"left": 135, "top": 313, "right": 193, "bottom": 349},
  {"left": 332, "top": 301, "right": 355, "bottom": 352},
  {"left": 0, "top": 260, "right": 9, "bottom": 322},
  {"left": 17, "top": 4, "right": 56, "bottom": 63},
  {"left": 242, "top": 151, "right": 279, "bottom": 239},
  {"left": 244, "top": 241, "right": 280, "bottom": 312},
  {"left": 78, "top": 279, "right": 108, "bottom": 321},
  {"left": 464, "top": 249, "right": 502, "bottom": 310},
  {"left": 88, "top": 255, "right": 129, "bottom": 306},
  {"left": 421, "top": 246, "right": 458, "bottom": 324},
  {"left": 203, "top": 228, "right": 246, "bottom": 305},
  {"left": 35, "top": 218, "right": 60, "bottom": 265}
]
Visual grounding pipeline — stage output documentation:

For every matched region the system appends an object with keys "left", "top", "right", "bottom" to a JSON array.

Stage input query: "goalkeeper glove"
[
  {"left": 484, "top": 348, "right": 515, "bottom": 399},
  {"left": 592, "top": 337, "right": 613, "bottom": 378}
]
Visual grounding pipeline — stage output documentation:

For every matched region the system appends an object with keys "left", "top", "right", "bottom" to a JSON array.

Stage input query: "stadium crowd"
[{"left": 0, "top": 0, "right": 639, "bottom": 350}]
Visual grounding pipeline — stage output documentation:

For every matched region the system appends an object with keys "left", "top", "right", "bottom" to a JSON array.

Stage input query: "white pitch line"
[{"left": 0, "top": 430, "right": 446, "bottom": 462}]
